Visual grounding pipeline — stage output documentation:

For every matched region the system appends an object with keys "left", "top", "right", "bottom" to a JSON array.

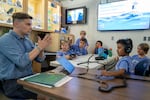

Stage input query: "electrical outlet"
[
  {"left": 148, "top": 37, "right": 150, "bottom": 41},
  {"left": 143, "top": 37, "right": 147, "bottom": 41},
  {"left": 111, "top": 36, "right": 114, "bottom": 40}
]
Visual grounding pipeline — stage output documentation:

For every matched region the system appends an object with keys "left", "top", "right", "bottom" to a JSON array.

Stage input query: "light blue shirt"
[
  {"left": 98, "top": 48, "right": 107, "bottom": 59},
  {"left": 131, "top": 55, "right": 149, "bottom": 68},
  {"left": 115, "top": 56, "right": 133, "bottom": 74},
  {"left": 75, "top": 38, "right": 89, "bottom": 47},
  {"left": 70, "top": 45, "right": 88, "bottom": 56},
  {"left": 0, "top": 30, "right": 44, "bottom": 80},
  {"left": 56, "top": 50, "right": 73, "bottom": 58}
]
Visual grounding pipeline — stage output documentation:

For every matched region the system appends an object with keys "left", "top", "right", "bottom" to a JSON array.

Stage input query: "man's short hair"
[{"left": 12, "top": 12, "right": 32, "bottom": 23}]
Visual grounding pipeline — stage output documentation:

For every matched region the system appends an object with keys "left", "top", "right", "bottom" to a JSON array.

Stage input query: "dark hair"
[
  {"left": 138, "top": 43, "right": 149, "bottom": 54},
  {"left": 12, "top": 12, "right": 32, "bottom": 23},
  {"left": 117, "top": 38, "right": 133, "bottom": 53},
  {"left": 80, "top": 38, "right": 87, "bottom": 43},
  {"left": 97, "top": 40, "right": 103, "bottom": 46}
]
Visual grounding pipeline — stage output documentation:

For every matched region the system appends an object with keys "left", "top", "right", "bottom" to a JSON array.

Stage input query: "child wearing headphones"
[{"left": 100, "top": 38, "right": 133, "bottom": 76}]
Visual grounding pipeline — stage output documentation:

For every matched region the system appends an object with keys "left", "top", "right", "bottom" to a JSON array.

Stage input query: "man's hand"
[{"left": 37, "top": 34, "right": 51, "bottom": 50}]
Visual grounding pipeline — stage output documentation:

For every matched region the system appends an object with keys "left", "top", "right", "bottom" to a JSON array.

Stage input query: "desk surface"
[
  {"left": 18, "top": 68, "right": 150, "bottom": 100},
  {"left": 50, "top": 54, "right": 115, "bottom": 69}
]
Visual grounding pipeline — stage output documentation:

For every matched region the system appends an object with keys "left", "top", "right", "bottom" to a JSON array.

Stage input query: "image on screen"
[
  {"left": 66, "top": 7, "right": 87, "bottom": 24},
  {"left": 97, "top": 0, "right": 150, "bottom": 31}
]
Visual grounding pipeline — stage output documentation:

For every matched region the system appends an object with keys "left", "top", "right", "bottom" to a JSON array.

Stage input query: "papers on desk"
[
  {"left": 20, "top": 73, "right": 72, "bottom": 88},
  {"left": 50, "top": 54, "right": 116, "bottom": 69},
  {"left": 50, "top": 54, "right": 100, "bottom": 69}
]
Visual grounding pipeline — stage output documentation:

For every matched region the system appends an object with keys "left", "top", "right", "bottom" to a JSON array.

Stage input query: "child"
[
  {"left": 71, "top": 38, "right": 88, "bottom": 56},
  {"left": 100, "top": 38, "right": 133, "bottom": 76},
  {"left": 56, "top": 41, "right": 75, "bottom": 60},
  {"left": 75, "top": 30, "right": 89, "bottom": 49},
  {"left": 93, "top": 40, "right": 107, "bottom": 59},
  {"left": 131, "top": 43, "right": 150, "bottom": 73},
  {"left": 92, "top": 40, "right": 103, "bottom": 54}
]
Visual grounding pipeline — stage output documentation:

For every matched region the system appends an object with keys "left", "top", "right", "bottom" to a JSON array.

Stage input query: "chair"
[{"left": 134, "top": 59, "right": 150, "bottom": 76}]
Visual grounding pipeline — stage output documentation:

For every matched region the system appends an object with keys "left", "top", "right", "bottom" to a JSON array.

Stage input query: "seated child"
[
  {"left": 75, "top": 30, "right": 89, "bottom": 50},
  {"left": 131, "top": 43, "right": 150, "bottom": 74},
  {"left": 94, "top": 41, "right": 107, "bottom": 59},
  {"left": 56, "top": 41, "right": 75, "bottom": 60},
  {"left": 100, "top": 38, "right": 133, "bottom": 76},
  {"left": 71, "top": 38, "right": 88, "bottom": 56},
  {"left": 92, "top": 40, "right": 103, "bottom": 54}
]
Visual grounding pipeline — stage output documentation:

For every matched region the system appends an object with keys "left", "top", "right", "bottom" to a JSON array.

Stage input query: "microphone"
[
  {"left": 77, "top": 54, "right": 94, "bottom": 75},
  {"left": 77, "top": 54, "right": 94, "bottom": 65}
]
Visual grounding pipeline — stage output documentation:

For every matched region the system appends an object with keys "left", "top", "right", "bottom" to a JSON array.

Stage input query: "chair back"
[{"left": 134, "top": 59, "right": 150, "bottom": 76}]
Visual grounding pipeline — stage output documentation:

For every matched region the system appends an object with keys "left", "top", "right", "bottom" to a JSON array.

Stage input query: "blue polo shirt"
[
  {"left": 75, "top": 38, "right": 89, "bottom": 47},
  {"left": 0, "top": 30, "right": 43, "bottom": 80},
  {"left": 56, "top": 50, "right": 73, "bottom": 58},
  {"left": 115, "top": 56, "right": 133, "bottom": 74},
  {"left": 70, "top": 45, "right": 88, "bottom": 56}
]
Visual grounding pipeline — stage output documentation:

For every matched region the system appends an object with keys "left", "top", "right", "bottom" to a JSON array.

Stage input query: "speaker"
[{"left": 124, "top": 39, "right": 132, "bottom": 53}]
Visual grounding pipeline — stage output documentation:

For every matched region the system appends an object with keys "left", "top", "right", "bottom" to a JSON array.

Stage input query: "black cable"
[
  {"left": 97, "top": 60, "right": 127, "bottom": 92},
  {"left": 77, "top": 54, "right": 94, "bottom": 75},
  {"left": 75, "top": 55, "right": 127, "bottom": 92}
]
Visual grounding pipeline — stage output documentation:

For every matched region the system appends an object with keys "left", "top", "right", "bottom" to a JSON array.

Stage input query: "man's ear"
[
  {"left": 13, "top": 21, "right": 21, "bottom": 28},
  {"left": 13, "top": 21, "right": 18, "bottom": 27}
]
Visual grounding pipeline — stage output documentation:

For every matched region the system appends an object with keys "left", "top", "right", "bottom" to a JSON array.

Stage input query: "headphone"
[{"left": 123, "top": 39, "right": 133, "bottom": 53}]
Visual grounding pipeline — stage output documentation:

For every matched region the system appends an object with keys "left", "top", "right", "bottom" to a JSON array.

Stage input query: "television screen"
[
  {"left": 97, "top": 0, "right": 150, "bottom": 31},
  {"left": 65, "top": 7, "right": 87, "bottom": 24}
]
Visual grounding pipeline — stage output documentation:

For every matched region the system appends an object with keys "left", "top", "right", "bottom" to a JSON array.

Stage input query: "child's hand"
[
  {"left": 101, "top": 70, "right": 107, "bottom": 76},
  {"left": 85, "top": 46, "right": 88, "bottom": 50},
  {"left": 65, "top": 55, "right": 71, "bottom": 60},
  {"left": 114, "top": 56, "right": 119, "bottom": 61}
]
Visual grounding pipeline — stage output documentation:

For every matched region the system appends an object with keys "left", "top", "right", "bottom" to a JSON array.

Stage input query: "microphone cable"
[{"left": 77, "top": 54, "right": 94, "bottom": 75}]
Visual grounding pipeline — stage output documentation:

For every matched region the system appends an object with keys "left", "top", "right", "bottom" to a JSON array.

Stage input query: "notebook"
[
  {"left": 56, "top": 57, "right": 75, "bottom": 75},
  {"left": 22, "top": 73, "right": 72, "bottom": 88}
]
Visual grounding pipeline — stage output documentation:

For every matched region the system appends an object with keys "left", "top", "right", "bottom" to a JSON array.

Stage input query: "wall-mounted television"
[
  {"left": 65, "top": 6, "right": 87, "bottom": 25},
  {"left": 97, "top": 0, "right": 150, "bottom": 31}
]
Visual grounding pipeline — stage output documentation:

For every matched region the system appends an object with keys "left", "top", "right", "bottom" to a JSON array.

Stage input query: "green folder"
[{"left": 24, "top": 73, "right": 66, "bottom": 87}]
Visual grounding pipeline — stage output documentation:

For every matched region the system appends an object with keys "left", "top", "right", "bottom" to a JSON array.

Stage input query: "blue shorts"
[{"left": 0, "top": 79, "right": 37, "bottom": 99}]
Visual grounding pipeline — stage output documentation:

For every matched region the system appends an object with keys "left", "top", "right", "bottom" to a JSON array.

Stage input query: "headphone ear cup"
[
  {"left": 124, "top": 39, "right": 132, "bottom": 53},
  {"left": 124, "top": 46, "right": 131, "bottom": 53}
]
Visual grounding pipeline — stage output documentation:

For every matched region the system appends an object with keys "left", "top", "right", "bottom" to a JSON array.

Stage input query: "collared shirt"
[
  {"left": 70, "top": 45, "right": 88, "bottom": 56},
  {"left": 75, "top": 38, "right": 89, "bottom": 47},
  {"left": 131, "top": 55, "right": 149, "bottom": 68},
  {"left": 56, "top": 50, "right": 73, "bottom": 58},
  {"left": 0, "top": 30, "right": 43, "bottom": 80},
  {"left": 115, "top": 56, "right": 133, "bottom": 74}
]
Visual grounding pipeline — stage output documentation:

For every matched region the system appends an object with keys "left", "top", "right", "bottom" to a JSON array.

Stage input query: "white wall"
[{"left": 61, "top": 0, "right": 150, "bottom": 57}]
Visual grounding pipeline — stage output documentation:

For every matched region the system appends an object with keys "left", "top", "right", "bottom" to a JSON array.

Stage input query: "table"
[
  {"left": 18, "top": 68, "right": 150, "bottom": 100},
  {"left": 50, "top": 54, "right": 116, "bottom": 69}
]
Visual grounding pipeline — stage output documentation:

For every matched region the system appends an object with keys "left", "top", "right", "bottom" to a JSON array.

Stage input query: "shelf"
[
  {"left": 0, "top": 23, "right": 13, "bottom": 28},
  {"left": 27, "top": 0, "right": 45, "bottom": 30},
  {"left": 47, "top": 0, "right": 61, "bottom": 32},
  {"left": 0, "top": 0, "right": 62, "bottom": 33},
  {"left": 0, "top": 0, "right": 23, "bottom": 25}
]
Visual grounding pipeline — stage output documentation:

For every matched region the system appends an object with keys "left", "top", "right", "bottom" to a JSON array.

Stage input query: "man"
[{"left": 0, "top": 12, "right": 51, "bottom": 99}]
